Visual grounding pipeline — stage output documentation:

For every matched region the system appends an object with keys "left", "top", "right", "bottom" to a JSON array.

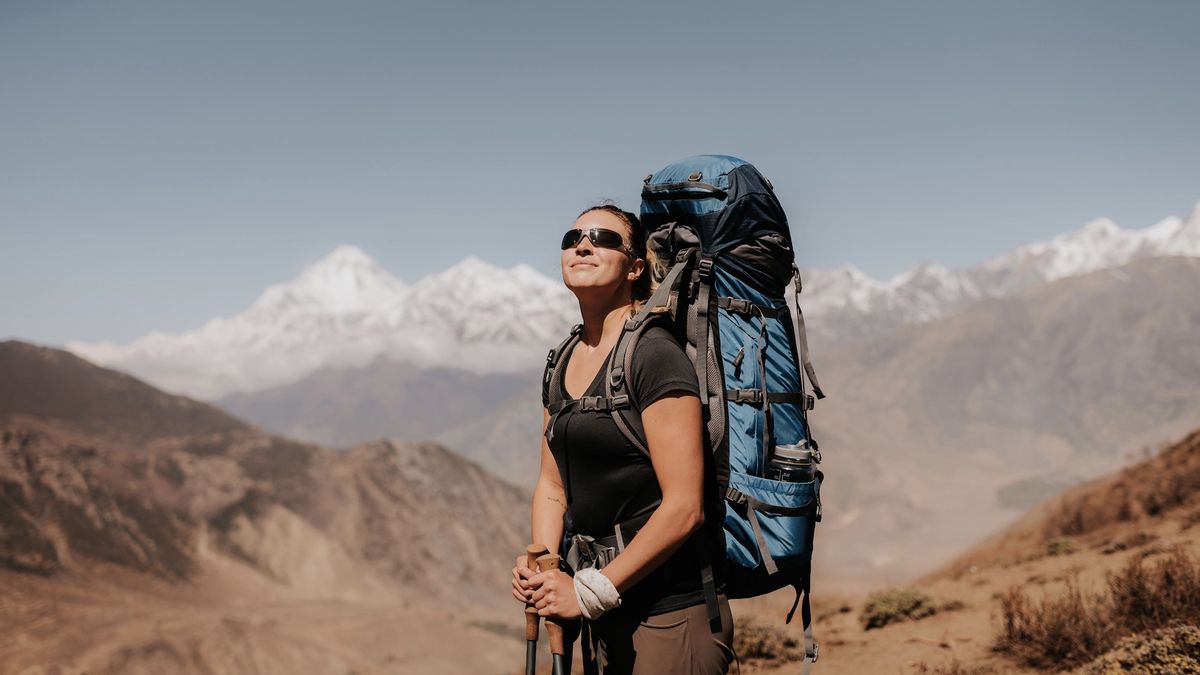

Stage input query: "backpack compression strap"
[
  {"left": 692, "top": 254, "right": 715, "bottom": 406},
  {"left": 786, "top": 265, "right": 825, "bottom": 400}
]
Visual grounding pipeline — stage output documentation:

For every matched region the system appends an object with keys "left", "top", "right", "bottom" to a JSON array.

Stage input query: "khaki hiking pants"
[{"left": 584, "top": 594, "right": 735, "bottom": 675}]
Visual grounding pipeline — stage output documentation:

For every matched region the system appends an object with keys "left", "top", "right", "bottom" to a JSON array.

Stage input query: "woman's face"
[{"left": 561, "top": 210, "right": 643, "bottom": 297}]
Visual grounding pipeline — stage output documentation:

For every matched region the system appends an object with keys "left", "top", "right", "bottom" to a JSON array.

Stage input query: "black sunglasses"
[{"left": 560, "top": 227, "right": 631, "bottom": 253}]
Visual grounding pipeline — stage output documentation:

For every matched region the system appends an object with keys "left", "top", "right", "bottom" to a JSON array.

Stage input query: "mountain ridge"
[{"left": 66, "top": 201, "right": 1200, "bottom": 399}]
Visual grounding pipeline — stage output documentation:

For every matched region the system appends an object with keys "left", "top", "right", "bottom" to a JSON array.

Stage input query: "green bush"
[{"left": 861, "top": 587, "right": 938, "bottom": 630}]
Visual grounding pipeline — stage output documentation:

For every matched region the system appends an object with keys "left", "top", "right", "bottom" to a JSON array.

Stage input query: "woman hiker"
[{"left": 510, "top": 204, "right": 735, "bottom": 674}]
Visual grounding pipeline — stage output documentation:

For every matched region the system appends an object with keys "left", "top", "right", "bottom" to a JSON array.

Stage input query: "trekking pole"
[
  {"left": 535, "top": 553, "right": 567, "bottom": 675},
  {"left": 524, "top": 544, "right": 549, "bottom": 675}
]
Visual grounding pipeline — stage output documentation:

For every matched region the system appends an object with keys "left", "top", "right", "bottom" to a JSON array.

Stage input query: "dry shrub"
[
  {"left": 860, "top": 587, "right": 938, "bottom": 630},
  {"left": 733, "top": 618, "right": 803, "bottom": 663},
  {"left": 1045, "top": 536, "right": 1076, "bottom": 556},
  {"left": 1099, "top": 531, "right": 1156, "bottom": 555},
  {"left": 1108, "top": 547, "right": 1200, "bottom": 631},
  {"left": 996, "top": 548, "right": 1200, "bottom": 670},
  {"left": 1182, "top": 508, "right": 1200, "bottom": 532},
  {"left": 914, "top": 660, "right": 1000, "bottom": 675},
  {"left": 996, "top": 578, "right": 1109, "bottom": 669},
  {"left": 1084, "top": 624, "right": 1200, "bottom": 674},
  {"left": 940, "top": 599, "right": 967, "bottom": 612}
]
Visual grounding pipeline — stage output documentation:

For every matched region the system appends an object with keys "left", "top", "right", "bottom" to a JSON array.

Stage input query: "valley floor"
[{"left": 0, "top": 547, "right": 525, "bottom": 675}]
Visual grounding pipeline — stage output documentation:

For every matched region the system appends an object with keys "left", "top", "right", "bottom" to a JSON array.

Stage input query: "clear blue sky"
[{"left": 3, "top": 0, "right": 1198, "bottom": 344}]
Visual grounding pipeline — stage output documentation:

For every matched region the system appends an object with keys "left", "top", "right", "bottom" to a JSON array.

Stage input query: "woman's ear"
[{"left": 628, "top": 257, "right": 645, "bottom": 281}]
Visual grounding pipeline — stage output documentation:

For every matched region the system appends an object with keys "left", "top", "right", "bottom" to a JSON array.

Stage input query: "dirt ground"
[
  {"left": 4, "top": 479, "right": 1197, "bottom": 675},
  {"left": 0, "top": 542, "right": 525, "bottom": 675},
  {"left": 734, "top": 506, "right": 1199, "bottom": 674}
]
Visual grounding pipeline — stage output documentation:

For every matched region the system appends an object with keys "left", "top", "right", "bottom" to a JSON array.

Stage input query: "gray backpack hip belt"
[{"left": 564, "top": 509, "right": 652, "bottom": 572}]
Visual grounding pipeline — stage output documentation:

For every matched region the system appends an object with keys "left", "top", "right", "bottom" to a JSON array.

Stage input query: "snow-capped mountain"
[
  {"left": 68, "top": 202, "right": 1200, "bottom": 399},
  {"left": 250, "top": 243, "right": 409, "bottom": 315},
  {"left": 68, "top": 247, "right": 576, "bottom": 399},
  {"left": 800, "top": 202, "right": 1200, "bottom": 347},
  {"left": 973, "top": 204, "right": 1200, "bottom": 294},
  {"left": 391, "top": 256, "right": 573, "bottom": 345}
]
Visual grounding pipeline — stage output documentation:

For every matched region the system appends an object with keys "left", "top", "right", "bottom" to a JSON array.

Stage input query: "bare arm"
[
  {"left": 514, "top": 409, "right": 567, "bottom": 604},
  {"left": 531, "top": 408, "right": 567, "bottom": 554},
  {"left": 596, "top": 391, "right": 705, "bottom": 594}
]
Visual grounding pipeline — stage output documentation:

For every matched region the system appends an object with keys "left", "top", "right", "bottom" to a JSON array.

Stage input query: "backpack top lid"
[{"left": 640, "top": 155, "right": 793, "bottom": 256}]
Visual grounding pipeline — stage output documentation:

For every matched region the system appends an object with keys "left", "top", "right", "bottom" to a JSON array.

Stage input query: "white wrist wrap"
[{"left": 573, "top": 568, "right": 622, "bottom": 620}]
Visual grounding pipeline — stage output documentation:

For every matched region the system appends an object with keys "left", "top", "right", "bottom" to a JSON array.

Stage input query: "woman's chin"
[
  {"left": 564, "top": 267, "right": 612, "bottom": 286},
  {"left": 565, "top": 278, "right": 621, "bottom": 298}
]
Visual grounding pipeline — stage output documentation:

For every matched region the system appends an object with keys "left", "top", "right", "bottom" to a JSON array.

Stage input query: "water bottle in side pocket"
[{"left": 767, "top": 443, "right": 816, "bottom": 482}]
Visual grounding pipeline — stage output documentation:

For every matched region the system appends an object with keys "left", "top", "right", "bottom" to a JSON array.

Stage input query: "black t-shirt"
[{"left": 545, "top": 326, "right": 707, "bottom": 615}]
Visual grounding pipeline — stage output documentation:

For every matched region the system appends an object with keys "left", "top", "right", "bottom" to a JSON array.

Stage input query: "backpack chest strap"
[
  {"left": 578, "top": 394, "right": 629, "bottom": 413},
  {"left": 544, "top": 395, "right": 632, "bottom": 444}
]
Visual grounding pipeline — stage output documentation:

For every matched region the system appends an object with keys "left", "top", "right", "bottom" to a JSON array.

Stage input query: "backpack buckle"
[
  {"left": 724, "top": 486, "right": 749, "bottom": 505},
  {"left": 726, "top": 298, "right": 752, "bottom": 315},
  {"left": 609, "top": 367, "right": 625, "bottom": 390},
  {"left": 579, "top": 396, "right": 604, "bottom": 412},
  {"left": 546, "top": 348, "right": 556, "bottom": 364},
  {"left": 805, "top": 394, "right": 816, "bottom": 411},
  {"left": 727, "top": 389, "right": 762, "bottom": 405},
  {"left": 697, "top": 257, "right": 714, "bottom": 281}
]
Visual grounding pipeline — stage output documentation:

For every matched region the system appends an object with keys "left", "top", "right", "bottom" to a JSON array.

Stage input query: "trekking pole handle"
[
  {"left": 535, "top": 553, "right": 565, "bottom": 655},
  {"left": 525, "top": 544, "right": 549, "bottom": 640}
]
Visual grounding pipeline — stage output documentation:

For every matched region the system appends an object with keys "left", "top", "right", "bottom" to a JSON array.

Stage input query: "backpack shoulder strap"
[
  {"left": 604, "top": 251, "right": 697, "bottom": 457},
  {"left": 542, "top": 323, "right": 583, "bottom": 409},
  {"left": 604, "top": 316, "right": 656, "bottom": 457}
]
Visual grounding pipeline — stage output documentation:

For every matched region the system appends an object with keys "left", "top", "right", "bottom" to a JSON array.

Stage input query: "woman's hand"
[
  {"left": 511, "top": 555, "right": 537, "bottom": 604},
  {"left": 530, "top": 568, "right": 582, "bottom": 620}
]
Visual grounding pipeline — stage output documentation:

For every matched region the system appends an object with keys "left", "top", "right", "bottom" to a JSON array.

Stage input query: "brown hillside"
[
  {"left": 738, "top": 426, "right": 1200, "bottom": 674},
  {"left": 0, "top": 339, "right": 248, "bottom": 442},
  {"left": 811, "top": 255, "right": 1200, "bottom": 583},
  {"left": 0, "top": 342, "right": 536, "bottom": 673},
  {"left": 933, "top": 427, "right": 1200, "bottom": 580}
]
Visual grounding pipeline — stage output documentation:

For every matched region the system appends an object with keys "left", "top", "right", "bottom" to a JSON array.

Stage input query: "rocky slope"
[{"left": 0, "top": 340, "right": 534, "bottom": 674}]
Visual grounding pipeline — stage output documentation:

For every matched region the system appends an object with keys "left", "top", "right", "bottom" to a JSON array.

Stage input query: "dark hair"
[{"left": 576, "top": 203, "right": 654, "bottom": 302}]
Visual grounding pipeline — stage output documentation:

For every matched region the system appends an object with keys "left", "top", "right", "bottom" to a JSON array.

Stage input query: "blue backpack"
[{"left": 543, "top": 155, "right": 824, "bottom": 670}]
